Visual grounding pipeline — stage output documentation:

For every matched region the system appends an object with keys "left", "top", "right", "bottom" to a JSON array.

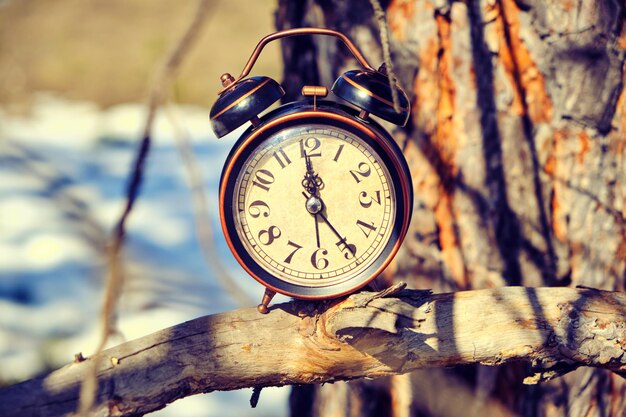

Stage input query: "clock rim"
[{"left": 219, "top": 106, "right": 412, "bottom": 299}]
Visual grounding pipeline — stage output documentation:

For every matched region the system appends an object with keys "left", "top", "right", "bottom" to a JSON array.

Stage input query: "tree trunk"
[{"left": 276, "top": 1, "right": 626, "bottom": 416}]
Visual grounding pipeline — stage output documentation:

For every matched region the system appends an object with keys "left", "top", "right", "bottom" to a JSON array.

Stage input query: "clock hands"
[
  {"left": 314, "top": 216, "right": 321, "bottom": 248},
  {"left": 302, "top": 154, "right": 324, "bottom": 196},
  {"left": 301, "top": 153, "right": 356, "bottom": 258},
  {"left": 302, "top": 154, "right": 324, "bottom": 248},
  {"left": 301, "top": 191, "right": 357, "bottom": 258}
]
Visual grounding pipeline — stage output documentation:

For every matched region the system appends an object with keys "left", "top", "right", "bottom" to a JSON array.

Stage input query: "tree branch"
[{"left": 2, "top": 286, "right": 625, "bottom": 416}]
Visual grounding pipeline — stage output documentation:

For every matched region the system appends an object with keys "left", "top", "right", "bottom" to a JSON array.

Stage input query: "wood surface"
[{"left": 1, "top": 285, "right": 624, "bottom": 417}]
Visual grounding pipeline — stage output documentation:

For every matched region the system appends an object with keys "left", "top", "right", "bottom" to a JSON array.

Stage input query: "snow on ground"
[{"left": 0, "top": 93, "right": 289, "bottom": 416}]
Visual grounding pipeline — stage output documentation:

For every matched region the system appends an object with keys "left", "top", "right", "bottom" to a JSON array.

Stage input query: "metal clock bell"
[{"left": 209, "top": 28, "right": 413, "bottom": 313}]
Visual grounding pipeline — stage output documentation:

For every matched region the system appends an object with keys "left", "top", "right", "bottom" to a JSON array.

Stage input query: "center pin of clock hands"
[{"left": 301, "top": 153, "right": 356, "bottom": 257}]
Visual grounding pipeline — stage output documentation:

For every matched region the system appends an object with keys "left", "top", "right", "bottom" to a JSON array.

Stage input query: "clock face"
[{"left": 220, "top": 112, "right": 410, "bottom": 298}]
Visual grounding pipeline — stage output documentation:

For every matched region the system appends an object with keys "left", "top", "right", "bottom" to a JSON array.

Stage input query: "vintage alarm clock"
[{"left": 209, "top": 28, "right": 412, "bottom": 313}]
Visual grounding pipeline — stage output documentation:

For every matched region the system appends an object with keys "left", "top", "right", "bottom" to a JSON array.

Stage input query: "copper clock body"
[
  {"left": 219, "top": 102, "right": 412, "bottom": 299},
  {"left": 209, "top": 28, "right": 413, "bottom": 311}
]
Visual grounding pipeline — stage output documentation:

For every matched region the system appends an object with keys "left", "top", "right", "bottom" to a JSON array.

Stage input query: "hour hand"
[
  {"left": 314, "top": 214, "right": 321, "bottom": 248},
  {"left": 301, "top": 154, "right": 323, "bottom": 195},
  {"left": 301, "top": 190, "right": 323, "bottom": 248}
]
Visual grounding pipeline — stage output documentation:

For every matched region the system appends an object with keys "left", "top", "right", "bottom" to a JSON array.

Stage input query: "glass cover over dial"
[{"left": 230, "top": 123, "right": 396, "bottom": 291}]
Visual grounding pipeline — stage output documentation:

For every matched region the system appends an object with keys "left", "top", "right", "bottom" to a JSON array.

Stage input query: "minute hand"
[
  {"left": 319, "top": 211, "right": 357, "bottom": 258},
  {"left": 302, "top": 192, "right": 357, "bottom": 258},
  {"left": 317, "top": 211, "right": 343, "bottom": 242}
]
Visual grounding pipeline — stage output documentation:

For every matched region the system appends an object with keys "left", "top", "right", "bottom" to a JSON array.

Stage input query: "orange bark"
[
  {"left": 387, "top": 0, "right": 415, "bottom": 41},
  {"left": 414, "top": 37, "right": 440, "bottom": 135},
  {"left": 493, "top": 0, "right": 553, "bottom": 123},
  {"left": 433, "top": 13, "right": 466, "bottom": 287},
  {"left": 577, "top": 131, "right": 590, "bottom": 165},
  {"left": 434, "top": 13, "right": 457, "bottom": 178},
  {"left": 410, "top": 4, "right": 467, "bottom": 288},
  {"left": 547, "top": 129, "right": 568, "bottom": 242}
]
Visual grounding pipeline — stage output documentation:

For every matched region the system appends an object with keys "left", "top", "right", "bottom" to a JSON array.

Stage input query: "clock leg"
[{"left": 257, "top": 288, "right": 276, "bottom": 314}]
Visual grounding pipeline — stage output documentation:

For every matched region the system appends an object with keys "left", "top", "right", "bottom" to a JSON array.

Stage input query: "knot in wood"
[{"left": 555, "top": 302, "right": 626, "bottom": 367}]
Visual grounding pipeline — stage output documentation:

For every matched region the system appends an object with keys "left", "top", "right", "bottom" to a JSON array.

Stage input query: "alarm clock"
[{"left": 209, "top": 28, "right": 412, "bottom": 313}]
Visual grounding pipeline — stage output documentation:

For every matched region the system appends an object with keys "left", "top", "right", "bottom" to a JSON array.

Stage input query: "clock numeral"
[
  {"left": 272, "top": 148, "right": 292, "bottom": 169},
  {"left": 336, "top": 237, "right": 357, "bottom": 260},
  {"left": 356, "top": 219, "right": 377, "bottom": 238},
  {"left": 258, "top": 226, "right": 281, "bottom": 245},
  {"left": 359, "top": 190, "right": 382, "bottom": 208},
  {"left": 333, "top": 144, "right": 345, "bottom": 162},
  {"left": 350, "top": 162, "right": 371, "bottom": 183},
  {"left": 247, "top": 200, "right": 270, "bottom": 218},
  {"left": 284, "top": 240, "right": 303, "bottom": 264},
  {"left": 300, "top": 137, "right": 322, "bottom": 158},
  {"left": 311, "top": 248, "right": 329, "bottom": 270},
  {"left": 252, "top": 169, "right": 275, "bottom": 192}
]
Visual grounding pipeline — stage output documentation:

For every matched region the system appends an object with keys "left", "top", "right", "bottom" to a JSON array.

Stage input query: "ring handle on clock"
[{"left": 218, "top": 28, "right": 376, "bottom": 95}]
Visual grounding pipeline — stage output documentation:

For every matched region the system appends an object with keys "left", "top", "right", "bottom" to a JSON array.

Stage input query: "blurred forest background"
[{"left": 0, "top": 0, "right": 281, "bottom": 109}]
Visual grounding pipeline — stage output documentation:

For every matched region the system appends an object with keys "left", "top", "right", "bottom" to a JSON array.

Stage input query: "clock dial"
[{"left": 230, "top": 123, "right": 396, "bottom": 289}]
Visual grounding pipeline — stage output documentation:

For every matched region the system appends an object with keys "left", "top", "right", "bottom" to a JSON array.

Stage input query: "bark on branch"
[{"left": 2, "top": 286, "right": 625, "bottom": 416}]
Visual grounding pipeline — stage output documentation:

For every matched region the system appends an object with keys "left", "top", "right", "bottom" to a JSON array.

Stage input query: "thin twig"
[
  {"left": 164, "top": 104, "right": 253, "bottom": 307},
  {"left": 369, "top": 0, "right": 402, "bottom": 113},
  {"left": 78, "top": 0, "right": 215, "bottom": 414}
]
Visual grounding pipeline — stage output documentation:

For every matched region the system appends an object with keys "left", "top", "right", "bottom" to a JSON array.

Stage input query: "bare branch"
[{"left": 3, "top": 286, "right": 625, "bottom": 417}]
